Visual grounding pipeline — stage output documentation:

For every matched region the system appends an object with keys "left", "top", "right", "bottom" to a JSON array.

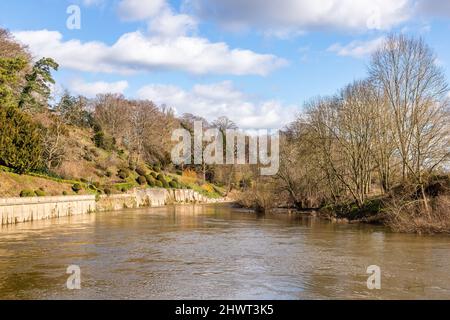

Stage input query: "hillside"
[{"left": 0, "top": 114, "right": 225, "bottom": 199}]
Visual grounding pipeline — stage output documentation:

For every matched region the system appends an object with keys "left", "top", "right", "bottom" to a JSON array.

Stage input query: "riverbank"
[
  {"left": 313, "top": 192, "right": 450, "bottom": 235},
  {"left": 0, "top": 188, "right": 231, "bottom": 226}
]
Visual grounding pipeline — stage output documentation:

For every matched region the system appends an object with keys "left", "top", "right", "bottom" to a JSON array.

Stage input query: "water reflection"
[{"left": 0, "top": 204, "right": 449, "bottom": 299}]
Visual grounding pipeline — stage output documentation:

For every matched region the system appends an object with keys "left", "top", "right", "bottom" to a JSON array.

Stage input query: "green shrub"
[
  {"left": 156, "top": 173, "right": 169, "bottom": 188},
  {"left": 72, "top": 183, "right": 82, "bottom": 193},
  {"left": 104, "top": 188, "right": 112, "bottom": 195},
  {"left": 137, "top": 175, "right": 147, "bottom": 185},
  {"left": 20, "top": 189, "right": 35, "bottom": 197},
  {"left": 135, "top": 166, "right": 148, "bottom": 176},
  {"left": 118, "top": 168, "right": 130, "bottom": 179},
  {"left": 176, "top": 170, "right": 182, "bottom": 176},
  {"left": 155, "top": 180, "right": 163, "bottom": 188},
  {"left": 93, "top": 181, "right": 100, "bottom": 189},
  {"left": 145, "top": 175, "right": 156, "bottom": 187},
  {"left": 161, "top": 179, "right": 170, "bottom": 189},
  {"left": 169, "top": 181, "right": 178, "bottom": 189},
  {"left": 93, "top": 129, "right": 114, "bottom": 151},
  {"left": 154, "top": 164, "right": 161, "bottom": 172},
  {"left": 62, "top": 191, "right": 68, "bottom": 196},
  {"left": 0, "top": 107, "right": 43, "bottom": 174},
  {"left": 106, "top": 170, "right": 113, "bottom": 178},
  {"left": 34, "top": 189, "right": 46, "bottom": 197},
  {"left": 151, "top": 172, "right": 158, "bottom": 179}
]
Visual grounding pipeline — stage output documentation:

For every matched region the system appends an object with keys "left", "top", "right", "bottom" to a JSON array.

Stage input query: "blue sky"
[{"left": 1, "top": 0, "right": 450, "bottom": 129}]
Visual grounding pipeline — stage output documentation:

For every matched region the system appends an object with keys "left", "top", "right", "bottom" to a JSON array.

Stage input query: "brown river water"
[{"left": 0, "top": 204, "right": 449, "bottom": 299}]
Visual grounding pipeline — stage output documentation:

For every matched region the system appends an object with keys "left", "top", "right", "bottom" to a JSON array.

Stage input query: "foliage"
[
  {"left": 145, "top": 175, "right": 156, "bottom": 187},
  {"left": 0, "top": 57, "right": 27, "bottom": 107},
  {"left": 35, "top": 189, "right": 46, "bottom": 197},
  {"left": 72, "top": 183, "right": 82, "bottom": 193},
  {"left": 56, "top": 92, "right": 91, "bottom": 127},
  {"left": 169, "top": 180, "right": 178, "bottom": 189},
  {"left": 161, "top": 179, "right": 170, "bottom": 189},
  {"left": 19, "top": 57, "right": 58, "bottom": 111},
  {"left": 0, "top": 106, "right": 43, "bottom": 173},
  {"left": 137, "top": 175, "right": 147, "bottom": 185},
  {"left": 117, "top": 168, "right": 130, "bottom": 180},
  {"left": 93, "top": 126, "right": 115, "bottom": 151},
  {"left": 20, "top": 189, "right": 35, "bottom": 197},
  {"left": 182, "top": 169, "right": 197, "bottom": 179},
  {"left": 135, "top": 166, "right": 148, "bottom": 176}
]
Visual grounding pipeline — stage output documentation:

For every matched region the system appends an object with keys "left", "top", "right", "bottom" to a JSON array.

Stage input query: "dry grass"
[
  {"left": 236, "top": 183, "right": 278, "bottom": 213},
  {"left": 51, "top": 124, "right": 126, "bottom": 184},
  {"left": 385, "top": 195, "right": 450, "bottom": 234}
]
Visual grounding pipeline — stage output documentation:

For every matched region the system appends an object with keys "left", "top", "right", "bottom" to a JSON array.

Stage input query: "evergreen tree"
[
  {"left": 56, "top": 91, "right": 91, "bottom": 127},
  {"left": 0, "top": 56, "right": 27, "bottom": 108},
  {"left": 0, "top": 106, "right": 43, "bottom": 173},
  {"left": 19, "top": 57, "right": 58, "bottom": 110}
]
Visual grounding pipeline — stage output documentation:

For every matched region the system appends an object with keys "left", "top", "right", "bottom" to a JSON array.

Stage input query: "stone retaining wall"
[
  {"left": 1, "top": 189, "right": 228, "bottom": 226},
  {"left": 0, "top": 195, "right": 96, "bottom": 225},
  {"left": 96, "top": 188, "right": 225, "bottom": 212}
]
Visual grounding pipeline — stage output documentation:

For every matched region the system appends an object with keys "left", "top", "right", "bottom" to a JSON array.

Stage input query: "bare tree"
[
  {"left": 42, "top": 115, "right": 67, "bottom": 170},
  {"left": 370, "top": 34, "right": 449, "bottom": 183}
]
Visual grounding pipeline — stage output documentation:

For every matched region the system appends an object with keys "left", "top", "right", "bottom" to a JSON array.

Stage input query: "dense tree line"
[
  {"left": 253, "top": 34, "right": 449, "bottom": 231},
  {"left": 0, "top": 28, "right": 241, "bottom": 191}
]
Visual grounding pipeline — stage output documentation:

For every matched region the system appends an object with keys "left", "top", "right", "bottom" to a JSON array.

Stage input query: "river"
[{"left": 0, "top": 204, "right": 449, "bottom": 299}]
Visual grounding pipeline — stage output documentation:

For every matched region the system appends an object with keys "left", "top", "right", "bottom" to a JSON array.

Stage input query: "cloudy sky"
[{"left": 1, "top": 0, "right": 450, "bottom": 129}]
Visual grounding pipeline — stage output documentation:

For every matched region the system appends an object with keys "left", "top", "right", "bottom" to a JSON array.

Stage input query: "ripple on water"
[{"left": 1, "top": 205, "right": 450, "bottom": 299}]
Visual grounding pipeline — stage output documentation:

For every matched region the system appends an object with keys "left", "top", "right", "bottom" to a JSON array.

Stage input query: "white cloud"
[
  {"left": 148, "top": 10, "right": 197, "bottom": 37},
  {"left": 70, "top": 79, "right": 129, "bottom": 97},
  {"left": 328, "top": 37, "right": 386, "bottom": 58},
  {"left": 118, "top": 0, "right": 166, "bottom": 21},
  {"left": 118, "top": 0, "right": 198, "bottom": 37},
  {"left": 13, "top": 30, "right": 286, "bottom": 76},
  {"left": 416, "top": 0, "right": 450, "bottom": 17},
  {"left": 137, "top": 81, "right": 299, "bottom": 129},
  {"left": 82, "top": 0, "right": 105, "bottom": 6},
  {"left": 189, "top": 0, "right": 412, "bottom": 34}
]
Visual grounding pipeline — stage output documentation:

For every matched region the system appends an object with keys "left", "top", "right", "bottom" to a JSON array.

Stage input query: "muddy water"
[{"left": 0, "top": 204, "right": 449, "bottom": 299}]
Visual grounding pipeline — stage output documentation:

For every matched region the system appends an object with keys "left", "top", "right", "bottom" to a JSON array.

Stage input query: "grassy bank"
[
  {"left": 318, "top": 177, "right": 450, "bottom": 234},
  {"left": 0, "top": 166, "right": 225, "bottom": 199}
]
